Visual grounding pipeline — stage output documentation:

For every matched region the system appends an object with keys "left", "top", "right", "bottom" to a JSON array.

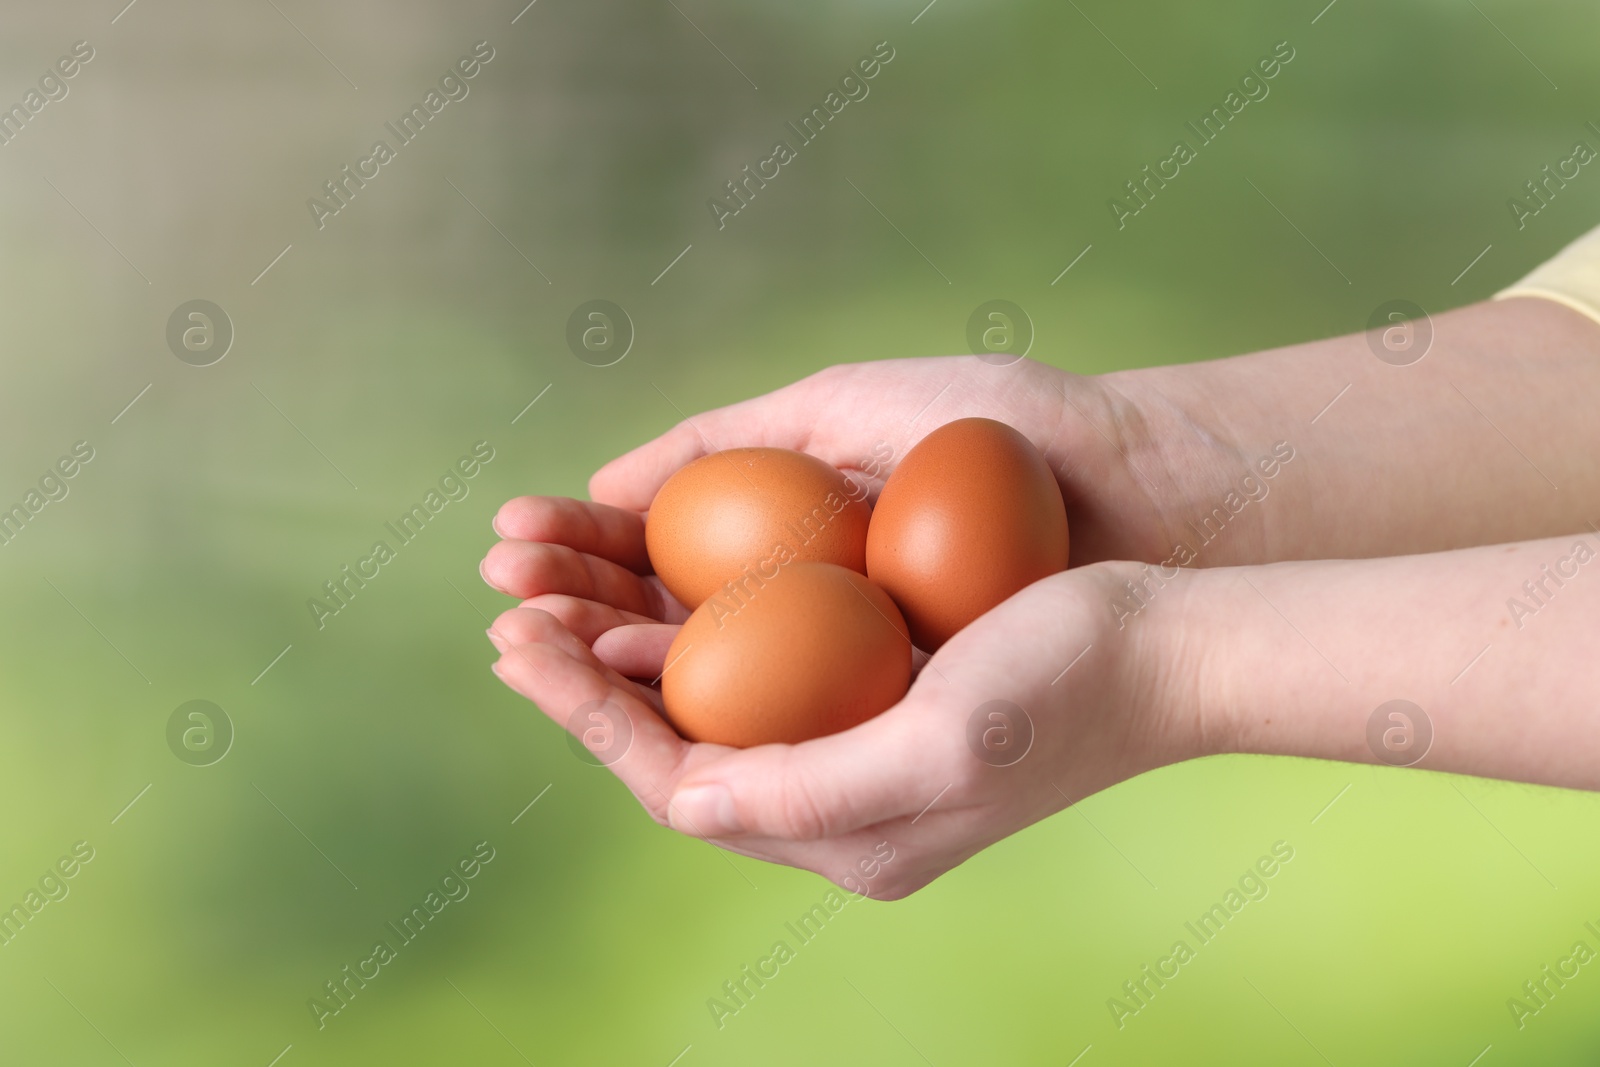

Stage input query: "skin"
[{"left": 481, "top": 295, "right": 1600, "bottom": 899}]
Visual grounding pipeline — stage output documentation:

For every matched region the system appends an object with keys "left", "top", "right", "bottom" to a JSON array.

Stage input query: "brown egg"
[
  {"left": 645, "top": 448, "right": 872, "bottom": 610},
  {"left": 866, "top": 417, "right": 1069, "bottom": 650},
  {"left": 661, "top": 562, "right": 911, "bottom": 747}
]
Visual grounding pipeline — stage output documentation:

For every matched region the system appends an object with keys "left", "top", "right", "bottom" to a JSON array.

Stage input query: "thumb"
[
  {"left": 588, "top": 371, "right": 847, "bottom": 511},
  {"left": 664, "top": 704, "right": 950, "bottom": 841}
]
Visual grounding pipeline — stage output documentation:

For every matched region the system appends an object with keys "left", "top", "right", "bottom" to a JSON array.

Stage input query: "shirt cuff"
[{"left": 1495, "top": 222, "right": 1600, "bottom": 327}]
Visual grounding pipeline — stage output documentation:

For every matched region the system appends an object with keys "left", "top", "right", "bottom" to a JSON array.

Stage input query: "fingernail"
[
  {"left": 669, "top": 785, "right": 741, "bottom": 837},
  {"left": 491, "top": 513, "right": 506, "bottom": 537},
  {"left": 486, "top": 628, "right": 509, "bottom": 653},
  {"left": 479, "top": 558, "right": 499, "bottom": 592},
  {"left": 490, "top": 658, "right": 505, "bottom": 679}
]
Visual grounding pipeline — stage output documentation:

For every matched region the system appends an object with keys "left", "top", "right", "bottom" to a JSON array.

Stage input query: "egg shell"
[
  {"left": 865, "top": 417, "right": 1069, "bottom": 650},
  {"left": 645, "top": 448, "right": 872, "bottom": 610},
  {"left": 660, "top": 561, "right": 911, "bottom": 747}
]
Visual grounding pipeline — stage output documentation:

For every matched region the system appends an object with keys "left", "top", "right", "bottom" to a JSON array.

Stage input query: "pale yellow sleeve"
[{"left": 1495, "top": 222, "right": 1600, "bottom": 326}]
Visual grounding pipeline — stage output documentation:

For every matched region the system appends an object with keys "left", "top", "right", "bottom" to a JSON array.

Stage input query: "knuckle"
[
  {"left": 519, "top": 591, "right": 572, "bottom": 616},
  {"left": 535, "top": 496, "right": 584, "bottom": 543},
  {"left": 809, "top": 362, "right": 855, "bottom": 386},
  {"left": 633, "top": 787, "right": 673, "bottom": 828},
  {"left": 768, "top": 763, "right": 839, "bottom": 841}
]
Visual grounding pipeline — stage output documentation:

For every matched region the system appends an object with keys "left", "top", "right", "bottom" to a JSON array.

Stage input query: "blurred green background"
[{"left": 2, "top": 0, "right": 1599, "bottom": 1063}]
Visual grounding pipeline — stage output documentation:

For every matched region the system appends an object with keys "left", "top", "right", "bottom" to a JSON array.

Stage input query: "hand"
[
  {"left": 485, "top": 560, "right": 1204, "bottom": 897},
  {"left": 578, "top": 356, "right": 1244, "bottom": 567},
  {"left": 479, "top": 357, "right": 1260, "bottom": 661},
  {"left": 478, "top": 357, "right": 1232, "bottom": 893}
]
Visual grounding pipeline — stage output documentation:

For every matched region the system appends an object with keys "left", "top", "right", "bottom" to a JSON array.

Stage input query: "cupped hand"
[
  {"left": 486, "top": 560, "right": 1203, "bottom": 898},
  {"left": 478, "top": 357, "right": 1225, "bottom": 895}
]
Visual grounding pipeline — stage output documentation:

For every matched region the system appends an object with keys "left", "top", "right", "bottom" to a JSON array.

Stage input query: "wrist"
[
  {"left": 1089, "top": 365, "right": 1285, "bottom": 569},
  {"left": 1083, "top": 558, "right": 1234, "bottom": 767},
  {"left": 1145, "top": 562, "right": 1254, "bottom": 761}
]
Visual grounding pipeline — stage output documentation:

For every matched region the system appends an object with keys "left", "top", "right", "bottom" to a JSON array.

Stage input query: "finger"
[
  {"left": 590, "top": 369, "right": 851, "bottom": 511},
  {"left": 493, "top": 602, "right": 676, "bottom": 684},
  {"left": 491, "top": 497, "right": 651, "bottom": 573},
  {"left": 491, "top": 612, "right": 690, "bottom": 813},
  {"left": 496, "top": 597, "right": 657, "bottom": 646},
  {"left": 494, "top": 617, "right": 950, "bottom": 898},
  {"left": 592, "top": 356, "right": 1090, "bottom": 514},
  {"left": 663, "top": 693, "right": 963, "bottom": 842},
  {"left": 590, "top": 359, "right": 984, "bottom": 512},
  {"left": 591, "top": 623, "right": 677, "bottom": 680},
  {"left": 481, "top": 540, "right": 668, "bottom": 618}
]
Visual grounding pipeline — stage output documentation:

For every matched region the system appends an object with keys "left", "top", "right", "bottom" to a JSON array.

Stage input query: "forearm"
[
  {"left": 1105, "top": 297, "right": 1600, "bottom": 564},
  {"left": 1153, "top": 534, "right": 1600, "bottom": 791}
]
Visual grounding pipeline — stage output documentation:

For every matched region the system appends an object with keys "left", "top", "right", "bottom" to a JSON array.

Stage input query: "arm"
[
  {"left": 553, "top": 294, "right": 1600, "bottom": 580},
  {"left": 1103, "top": 296, "right": 1600, "bottom": 566},
  {"left": 1162, "top": 533, "right": 1600, "bottom": 790},
  {"left": 482, "top": 282, "right": 1600, "bottom": 898}
]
